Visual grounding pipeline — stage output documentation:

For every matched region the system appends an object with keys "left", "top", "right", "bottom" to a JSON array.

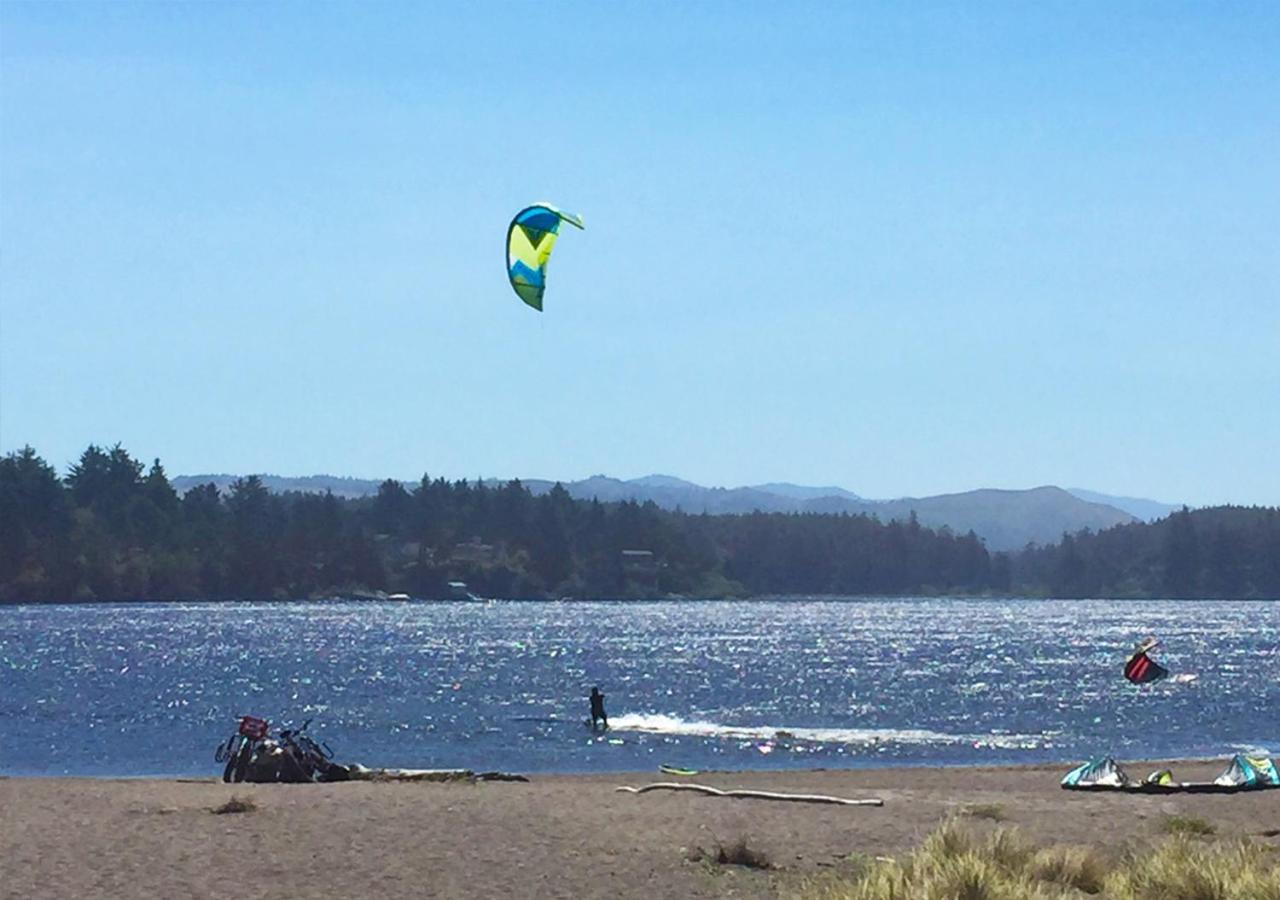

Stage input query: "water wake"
[{"left": 607, "top": 713, "right": 1039, "bottom": 748}]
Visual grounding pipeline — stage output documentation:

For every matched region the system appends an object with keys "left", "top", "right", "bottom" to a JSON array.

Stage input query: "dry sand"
[{"left": 3, "top": 761, "right": 1278, "bottom": 899}]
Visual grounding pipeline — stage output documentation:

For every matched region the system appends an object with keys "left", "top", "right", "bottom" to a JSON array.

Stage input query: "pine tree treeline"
[
  {"left": 1, "top": 444, "right": 1277, "bottom": 601},
  {"left": 1012, "top": 505, "right": 1280, "bottom": 599},
  {"left": 1, "top": 444, "right": 996, "bottom": 601}
]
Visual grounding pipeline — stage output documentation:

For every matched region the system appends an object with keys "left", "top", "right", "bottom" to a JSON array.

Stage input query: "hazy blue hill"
[
  {"left": 868, "top": 486, "right": 1136, "bottom": 551},
  {"left": 630, "top": 474, "right": 703, "bottom": 490},
  {"left": 563, "top": 475, "right": 637, "bottom": 502},
  {"left": 1066, "top": 488, "right": 1180, "bottom": 522},
  {"left": 798, "top": 494, "right": 868, "bottom": 514},
  {"left": 750, "top": 482, "right": 862, "bottom": 501}
]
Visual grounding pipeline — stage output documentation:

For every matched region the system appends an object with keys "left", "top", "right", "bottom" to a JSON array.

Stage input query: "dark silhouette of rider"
[{"left": 589, "top": 686, "right": 608, "bottom": 730}]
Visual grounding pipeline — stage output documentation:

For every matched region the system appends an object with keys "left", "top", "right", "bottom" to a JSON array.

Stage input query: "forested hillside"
[
  {"left": 1013, "top": 505, "right": 1280, "bottom": 599},
  {"left": 2, "top": 445, "right": 1277, "bottom": 601}
]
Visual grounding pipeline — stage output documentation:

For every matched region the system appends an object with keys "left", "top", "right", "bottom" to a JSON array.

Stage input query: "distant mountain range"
[
  {"left": 509, "top": 478, "right": 1145, "bottom": 551},
  {"left": 172, "top": 472, "right": 1179, "bottom": 552}
]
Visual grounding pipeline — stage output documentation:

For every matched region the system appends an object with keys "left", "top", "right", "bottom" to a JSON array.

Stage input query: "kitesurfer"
[
  {"left": 589, "top": 686, "right": 608, "bottom": 730},
  {"left": 1124, "top": 636, "right": 1169, "bottom": 684}
]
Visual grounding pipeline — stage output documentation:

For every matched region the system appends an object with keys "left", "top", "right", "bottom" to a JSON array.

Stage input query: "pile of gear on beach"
[
  {"left": 215, "top": 716, "right": 351, "bottom": 783},
  {"left": 215, "top": 715, "right": 527, "bottom": 785},
  {"left": 1062, "top": 753, "right": 1280, "bottom": 794}
]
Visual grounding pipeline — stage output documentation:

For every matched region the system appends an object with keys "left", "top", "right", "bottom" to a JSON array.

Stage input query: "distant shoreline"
[
  {"left": 0, "top": 754, "right": 1246, "bottom": 782},
  {"left": 8, "top": 446, "right": 1279, "bottom": 604},
  {"left": 2, "top": 594, "right": 1278, "bottom": 606}
]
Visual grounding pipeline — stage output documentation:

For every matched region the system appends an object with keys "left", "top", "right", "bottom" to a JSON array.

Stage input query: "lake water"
[{"left": 1, "top": 599, "right": 1276, "bottom": 777}]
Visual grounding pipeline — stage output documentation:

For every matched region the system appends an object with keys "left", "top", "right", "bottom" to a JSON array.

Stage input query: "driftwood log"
[
  {"left": 615, "top": 782, "right": 883, "bottom": 806},
  {"left": 343, "top": 765, "right": 528, "bottom": 784}
]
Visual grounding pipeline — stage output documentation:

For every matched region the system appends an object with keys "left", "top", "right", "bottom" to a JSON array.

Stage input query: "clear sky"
[{"left": 2, "top": 1, "right": 1277, "bottom": 505}]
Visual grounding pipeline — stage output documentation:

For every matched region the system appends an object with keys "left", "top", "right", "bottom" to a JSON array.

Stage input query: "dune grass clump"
[
  {"left": 717, "top": 836, "right": 773, "bottom": 870},
  {"left": 791, "top": 820, "right": 1280, "bottom": 900},
  {"left": 688, "top": 835, "right": 772, "bottom": 870},
  {"left": 1026, "top": 844, "right": 1110, "bottom": 895},
  {"left": 960, "top": 803, "right": 1008, "bottom": 822},
  {"left": 800, "top": 820, "right": 1068, "bottom": 899},
  {"left": 1104, "top": 834, "right": 1280, "bottom": 900},
  {"left": 211, "top": 795, "right": 258, "bottom": 815},
  {"left": 1159, "top": 814, "right": 1216, "bottom": 837}
]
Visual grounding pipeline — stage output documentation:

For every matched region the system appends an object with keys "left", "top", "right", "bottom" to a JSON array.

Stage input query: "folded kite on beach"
[{"left": 1061, "top": 754, "right": 1279, "bottom": 793}]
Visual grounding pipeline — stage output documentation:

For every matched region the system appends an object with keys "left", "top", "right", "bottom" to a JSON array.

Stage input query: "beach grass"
[
  {"left": 1159, "top": 813, "right": 1216, "bottom": 836},
  {"left": 959, "top": 802, "right": 1008, "bottom": 822},
  {"left": 688, "top": 835, "right": 772, "bottom": 870},
  {"left": 210, "top": 795, "right": 257, "bottom": 815},
  {"left": 792, "top": 820, "right": 1280, "bottom": 899}
]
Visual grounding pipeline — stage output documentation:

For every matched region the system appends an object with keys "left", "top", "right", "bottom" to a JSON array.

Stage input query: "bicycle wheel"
[
  {"left": 232, "top": 740, "right": 254, "bottom": 783},
  {"left": 222, "top": 736, "right": 244, "bottom": 783}
]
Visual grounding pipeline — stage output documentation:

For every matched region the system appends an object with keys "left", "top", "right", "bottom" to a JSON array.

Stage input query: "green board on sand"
[{"left": 659, "top": 764, "right": 699, "bottom": 776}]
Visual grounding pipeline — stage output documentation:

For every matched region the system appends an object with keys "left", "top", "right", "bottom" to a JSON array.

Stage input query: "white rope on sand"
[{"left": 615, "top": 782, "right": 883, "bottom": 806}]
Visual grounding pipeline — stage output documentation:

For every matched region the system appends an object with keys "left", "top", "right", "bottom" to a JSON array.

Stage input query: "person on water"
[{"left": 589, "top": 686, "right": 608, "bottom": 730}]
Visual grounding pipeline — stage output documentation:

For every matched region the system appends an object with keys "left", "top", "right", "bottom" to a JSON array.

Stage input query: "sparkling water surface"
[{"left": 1, "top": 599, "right": 1276, "bottom": 777}]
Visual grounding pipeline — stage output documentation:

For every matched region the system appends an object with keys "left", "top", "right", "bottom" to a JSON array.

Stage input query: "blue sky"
[{"left": 2, "top": 1, "right": 1277, "bottom": 505}]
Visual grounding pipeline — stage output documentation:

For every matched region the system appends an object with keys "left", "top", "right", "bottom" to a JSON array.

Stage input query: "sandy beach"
[{"left": 3, "top": 761, "right": 1278, "bottom": 899}]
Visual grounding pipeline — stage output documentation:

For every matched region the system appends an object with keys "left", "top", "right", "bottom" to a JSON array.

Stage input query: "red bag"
[{"left": 238, "top": 716, "right": 269, "bottom": 740}]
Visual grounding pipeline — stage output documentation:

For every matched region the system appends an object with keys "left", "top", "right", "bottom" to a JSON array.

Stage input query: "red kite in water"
[{"left": 1124, "top": 636, "right": 1169, "bottom": 684}]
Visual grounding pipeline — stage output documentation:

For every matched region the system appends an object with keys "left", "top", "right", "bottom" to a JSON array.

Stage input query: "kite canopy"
[
  {"left": 1061, "top": 757, "right": 1136, "bottom": 789},
  {"left": 1215, "top": 754, "right": 1280, "bottom": 788},
  {"left": 1123, "top": 637, "right": 1169, "bottom": 684},
  {"left": 506, "top": 203, "right": 584, "bottom": 311}
]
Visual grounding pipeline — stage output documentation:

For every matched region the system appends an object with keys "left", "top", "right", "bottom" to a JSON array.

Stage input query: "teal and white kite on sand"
[{"left": 1061, "top": 754, "right": 1280, "bottom": 793}]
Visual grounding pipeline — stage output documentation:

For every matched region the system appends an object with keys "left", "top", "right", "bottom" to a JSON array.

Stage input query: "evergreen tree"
[
  {"left": 226, "top": 475, "right": 281, "bottom": 597},
  {"left": 0, "top": 446, "right": 72, "bottom": 598},
  {"left": 1162, "top": 507, "right": 1200, "bottom": 598},
  {"left": 371, "top": 479, "right": 411, "bottom": 536}
]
